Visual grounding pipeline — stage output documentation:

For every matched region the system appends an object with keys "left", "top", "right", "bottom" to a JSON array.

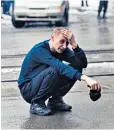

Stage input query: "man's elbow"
[{"left": 83, "top": 60, "right": 88, "bottom": 68}]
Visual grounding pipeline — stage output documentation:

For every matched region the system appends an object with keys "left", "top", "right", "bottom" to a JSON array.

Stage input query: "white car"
[{"left": 12, "top": 0, "right": 69, "bottom": 28}]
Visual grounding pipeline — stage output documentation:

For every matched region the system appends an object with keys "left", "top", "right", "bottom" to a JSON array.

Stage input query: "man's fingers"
[
  {"left": 95, "top": 84, "right": 98, "bottom": 90},
  {"left": 61, "top": 33, "right": 71, "bottom": 40},
  {"left": 98, "top": 84, "right": 101, "bottom": 91},
  {"left": 90, "top": 83, "right": 101, "bottom": 91},
  {"left": 54, "top": 28, "right": 72, "bottom": 37},
  {"left": 61, "top": 31, "right": 72, "bottom": 39},
  {"left": 61, "top": 33, "right": 69, "bottom": 39},
  {"left": 96, "top": 83, "right": 101, "bottom": 91},
  {"left": 90, "top": 85, "right": 95, "bottom": 90},
  {"left": 60, "top": 29, "right": 72, "bottom": 35}
]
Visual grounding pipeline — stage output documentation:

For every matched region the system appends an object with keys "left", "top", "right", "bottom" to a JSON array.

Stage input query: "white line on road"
[{"left": 1, "top": 62, "right": 114, "bottom": 74}]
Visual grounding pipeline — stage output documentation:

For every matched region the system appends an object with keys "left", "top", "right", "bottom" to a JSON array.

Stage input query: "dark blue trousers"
[
  {"left": 98, "top": 1, "right": 108, "bottom": 17},
  {"left": 20, "top": 66, "right": 77, "bottom": 104}
]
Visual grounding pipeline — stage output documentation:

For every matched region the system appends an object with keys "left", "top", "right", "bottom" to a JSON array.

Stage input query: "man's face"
[{"left": 51, "top": 34, "right": 69, "bottom": 53}]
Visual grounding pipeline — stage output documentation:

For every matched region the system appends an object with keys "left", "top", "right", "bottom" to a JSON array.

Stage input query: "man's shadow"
[{"left": 24, "top": 22, "right": 53, "bottom": 28}]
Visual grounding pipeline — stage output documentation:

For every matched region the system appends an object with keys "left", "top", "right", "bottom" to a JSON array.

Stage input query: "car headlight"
[
  {"left": 57, "top": 6, "right": 62, "bottom": 11},
  {"left": 48, "top": 6, "right": 62, "bottom": 11}
]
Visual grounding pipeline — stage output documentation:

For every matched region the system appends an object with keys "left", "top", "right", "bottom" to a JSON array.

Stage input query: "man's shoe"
[
  {"left": 30, "top": 103, "right": 52, "bottom": 116},
  {"left": 47, "top": 97, "right": 72, "bottom": 111}
]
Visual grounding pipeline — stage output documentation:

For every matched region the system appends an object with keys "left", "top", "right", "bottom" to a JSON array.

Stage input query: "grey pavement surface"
[
  {"left": 1, "top": 79, "right": 114, "bottom": 129},
  {"left": 1, "top": 12, "right": 114, "bottom": 55},
  {"left": 1, "top": 12, "right": 114, "bottom": 129}
]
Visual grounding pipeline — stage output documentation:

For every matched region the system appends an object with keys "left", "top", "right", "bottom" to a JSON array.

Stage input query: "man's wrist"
[
  {"left": 72, "top": 43, "right": 78, "bottom": 49},
  {"left": 81, "top": 75, "right": 87, "bottom": 81}
]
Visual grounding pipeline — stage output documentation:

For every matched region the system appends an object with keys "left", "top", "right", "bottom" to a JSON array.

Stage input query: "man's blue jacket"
[{"left": 18, "top": 40, "right": 87, "bottom": 88}]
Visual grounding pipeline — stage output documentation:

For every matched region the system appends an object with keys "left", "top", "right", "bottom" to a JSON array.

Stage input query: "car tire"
[
  {"left": 48, "top": 21, "right": 53, "bottom": 27},
  {"left": 55, "top": 21, "right": 62, "bottom": 26},
  {"left": 12, "top": 15, "right": 25, "bottom": 28},
  {"left": 55, "top": 9, "right": 68, "bottom": 26}
]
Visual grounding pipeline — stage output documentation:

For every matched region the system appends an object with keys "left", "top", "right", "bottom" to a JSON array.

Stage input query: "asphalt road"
[
  {"left": 1, "top": 12, "right": 114, "bottom": 129},
  {"left": 1, "top": 12, "right": 114, "bottom": 55}
]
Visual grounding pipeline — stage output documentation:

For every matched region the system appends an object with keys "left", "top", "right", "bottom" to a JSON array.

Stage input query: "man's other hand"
[{"left": 81, "top": 75, "right": 101, "bottom": 91}]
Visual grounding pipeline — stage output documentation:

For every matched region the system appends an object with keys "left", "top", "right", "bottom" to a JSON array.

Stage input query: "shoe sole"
[
  {"left": 48, "top": 105, "right": 72, "bottom": 111},
  {"left": 30, "top": 110, "right": 52, "bottom": 116}
]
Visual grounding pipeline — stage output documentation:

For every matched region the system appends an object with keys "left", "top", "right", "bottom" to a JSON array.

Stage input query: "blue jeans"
[{"left": 20, "top": 66, "right": 77, "bottom": 104}]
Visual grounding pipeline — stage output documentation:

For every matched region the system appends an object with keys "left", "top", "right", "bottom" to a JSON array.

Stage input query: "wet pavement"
[
  {"left": 1, "top": 12, "right": 114, "bottom": 55},
  {"left": 1, "top": 79, "right": 114, "bottom": 129},
  {"left": 1, "top": 12, "right": 114, "bottom": 129}
]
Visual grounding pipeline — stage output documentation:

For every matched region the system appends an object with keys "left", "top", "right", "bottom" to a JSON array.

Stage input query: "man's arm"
[
  {"left": 60, "top": 29, "right": 87, "bottom": 69},
  {"left": 33, "top": 46, "right": 82, "bottom": 81},
  {"left": 34, "top": 47, "right": 101, "bottom": 91},
  {"left": 55, "top": 28, "right": 101, "bottom": 91},
  {"left": 61, "top": 46, "right": 87, "bottom": 70},
  {"left": 72, "top": 46, "right": 87, "bottom": 68}
]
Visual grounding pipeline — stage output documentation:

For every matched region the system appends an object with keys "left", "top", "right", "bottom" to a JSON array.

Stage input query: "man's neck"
[{"left": 49, "top": 40, "right": 56, "bottom": 52}]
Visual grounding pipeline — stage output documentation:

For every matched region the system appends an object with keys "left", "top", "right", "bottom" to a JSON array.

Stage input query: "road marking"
[{"left": 1, "top": 62, "right": 114, "bottom": 74}]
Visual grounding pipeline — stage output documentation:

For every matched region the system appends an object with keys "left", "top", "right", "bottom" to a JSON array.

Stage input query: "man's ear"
[{"left": 51, "top": 34, "right": 54, "bottom": 41}]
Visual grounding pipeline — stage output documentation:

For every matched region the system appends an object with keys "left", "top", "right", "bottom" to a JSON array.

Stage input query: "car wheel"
[
  {"left": 12, "top": 15, "right": 25, "bottom": 28},
  {"left": 55, "top": 21, "right": 62, "bottom": 26},
  {"left": 48, "top": 21, "right": 53, "bottom": 27}
]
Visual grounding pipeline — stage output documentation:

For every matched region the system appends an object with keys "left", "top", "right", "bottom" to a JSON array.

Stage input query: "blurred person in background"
[
  {"left": 81, "top": 0, "right": 88, "bottom": 7},
  {"left": 98, "top": 0, "right": 109, "bottom": 19},
  {"left": 1, "top": 0, "right": 14, "bottom": 15}
]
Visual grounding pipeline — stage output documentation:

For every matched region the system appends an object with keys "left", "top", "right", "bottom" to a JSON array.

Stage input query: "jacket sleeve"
[
  {"left": 61, "top": 46, "right": 88, "bottom": 70},
  {"left": 33, "top": 47, "right": 83, "bottom": 81}
]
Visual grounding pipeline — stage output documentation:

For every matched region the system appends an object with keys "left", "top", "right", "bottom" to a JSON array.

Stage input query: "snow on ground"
[{"left": 1, "top": 14, "right": 12, "bottom": 25}]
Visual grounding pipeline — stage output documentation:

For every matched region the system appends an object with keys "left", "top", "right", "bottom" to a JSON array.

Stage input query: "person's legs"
[
  {"left": 52, "top": 75, "right": 76, "bottom": 98},
  {"left": 81, "top": 0, "right": 84, "bottom": 7},
  {"left": 31, "top": 67, "right": 60, "bottom": 104},
  {"left": 98, "top": 1, "right": 103, "bottom": 18},
  {"left": 20, "top": 67, "right": 60, "bottom": 115},
  {"left": 47, "top": 64, "right": 82, "bottom": 111},
  {"left": 103, "top": 1, "right": 108, "bottom": 18},
  {"left": 47, "top": 75, "right": 76, "bottom": 111},
  {"left": 86, "top": 0, "right": 88, "bottom": 7},
  {"left": 52, "top": 63, "right": 82, "bottom": 98}
]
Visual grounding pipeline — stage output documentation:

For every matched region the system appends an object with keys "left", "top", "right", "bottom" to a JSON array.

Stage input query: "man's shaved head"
[
  {"left": 53, "top": 27, "right": 67, "bottom": 33},
  {"left": 49, "top": 27, "right": 71, "bottom": 53},
  {"left": 52, "top": 27, "right": 72, "bottom": 41},
  {"left": 52, "top": 27, "right": 68, "bottom": 38}
]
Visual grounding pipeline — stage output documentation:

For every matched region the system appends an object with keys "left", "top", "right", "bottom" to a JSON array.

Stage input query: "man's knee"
[{"left": 47, "top": 67, "right": 60, "bottom": 79}]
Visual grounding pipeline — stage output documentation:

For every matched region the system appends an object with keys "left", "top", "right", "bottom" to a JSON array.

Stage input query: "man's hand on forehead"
[
  {"left": 54, "top": 27, "right": 73, "bottom": 40},
  {"left": 53, "top": 27, "right": 78, "bottom": 49},
  {"left": 61, "top": 29, "right": 72, "bottom": 40}
]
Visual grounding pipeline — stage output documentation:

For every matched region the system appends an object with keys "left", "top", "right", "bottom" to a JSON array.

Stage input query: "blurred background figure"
[
  {"left": 1, "top": 0, "right": 14, "bottom": 15},
  {"left": 98, "top": 0, "right": 109, "bottom": 19},
  {"left": 81, "top": 0, "right": 88, "bottom": 7}
]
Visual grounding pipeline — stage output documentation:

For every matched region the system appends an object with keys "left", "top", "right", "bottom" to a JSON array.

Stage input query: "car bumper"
[
  {"left": 14, "top": 9, "right": 63, "bottom": 22},
  {"left": 15, "top": 16, "right": 62, "bottom": 22}
]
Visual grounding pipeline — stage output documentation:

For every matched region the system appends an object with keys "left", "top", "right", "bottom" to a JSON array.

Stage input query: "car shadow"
[{"left": 24, "top": 21, "right": 69, "bottom": 28}]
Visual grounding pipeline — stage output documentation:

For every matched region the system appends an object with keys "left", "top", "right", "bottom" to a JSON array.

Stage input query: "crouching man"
[{"left": 18, "top": 27, "right": 101, "bottom": 116}]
